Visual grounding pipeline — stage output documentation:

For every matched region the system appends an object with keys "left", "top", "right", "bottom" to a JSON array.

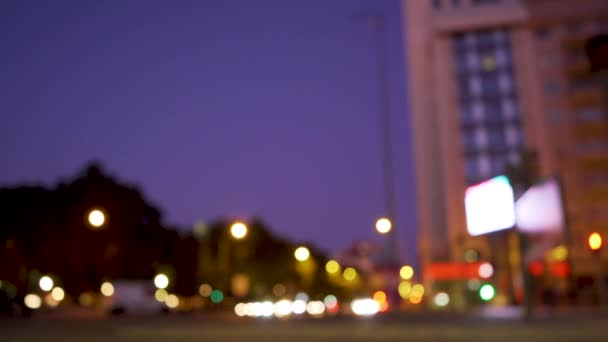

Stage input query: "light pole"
[
  {"left": 219, "top": 222, "right": 249, "bottom": 295},
  {"left": 356, "top": 13, "right": 399, "bottom": 265}
]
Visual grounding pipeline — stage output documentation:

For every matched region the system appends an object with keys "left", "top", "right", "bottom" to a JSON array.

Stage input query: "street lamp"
[
  {"left": 230, "top": 222, "right": 248, "bottom": 240},
  {"left": 375, "top": 217, "right": 392, "bottom": 234},
  {"left": 87, "top": 209, "right": 106, "bottom": 229},
  {"left": 154, "top": 273, "right": 169, "bottom": 289},
  {"left": 294, "top": 247, "right": 310, "bottom": 262}
]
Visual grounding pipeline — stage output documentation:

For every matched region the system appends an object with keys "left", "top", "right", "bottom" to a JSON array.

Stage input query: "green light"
[
  {"left": 479, "top": 284, "right": 495, "bottom": 301},
  {"left": 210, "top": 289, "right": 224, "bottom": 303}
]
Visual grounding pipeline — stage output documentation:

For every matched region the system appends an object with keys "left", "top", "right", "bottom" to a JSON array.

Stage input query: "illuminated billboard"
[
  {"left": 465, "top": 175, "right": 516, "bottom": 236},
  {"left": 515, "top": 179, "right": 564, "bottom": 234}
]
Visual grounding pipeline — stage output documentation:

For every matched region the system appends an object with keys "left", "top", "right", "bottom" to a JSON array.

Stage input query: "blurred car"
[{"left": 107, "top": 280, "right": 168, "bottom": 315}]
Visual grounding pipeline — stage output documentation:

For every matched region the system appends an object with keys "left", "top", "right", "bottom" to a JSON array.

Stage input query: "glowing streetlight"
[
  {"left": 154, "top": 273, "right": 169, "bottom": 289},
  {"left": 51, "top": 287, "right": 65, "bottom": 302},
  {"left": 230, "top": 222, "right": 248, "bottom": 240},
  {"left": 294, "top": 246, "right": 310, "bottom": 262},
  {"left": 325, "top": 260, "right": 340, "bottom": 274},
  {"left": 343, "top": 267, "right": 357, "bottom": 281},
  {"left": 400, "top": 265, "right": 414, "bottom": 280},
  {"left": 39, "top": 276, "right": 54, "bottom": 292},
  {"left": 87, "top": 209, "right": 106, "bottom": 228},
  {"left": 375, "top": 217, "right": 392, "bottom": 234},
  {"left": 100, "top": 282, "right": 114, "bottom": 297}
]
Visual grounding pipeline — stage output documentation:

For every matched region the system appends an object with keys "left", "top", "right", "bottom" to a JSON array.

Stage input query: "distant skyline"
[{"left": 0, "top": 0, "right": 415, "bottom": 261}]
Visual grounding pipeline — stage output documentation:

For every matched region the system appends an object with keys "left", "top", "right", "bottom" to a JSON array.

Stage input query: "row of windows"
[
  {"left": 433, "top": 0, "right": 502, "bottom": 10},
  {"left": 535, "top": 19, "right": 608, "bottom": 41},
  {"left": 462, "top": 126, "right": 523, "bottom": 151},
  {"left": 460, "top": 99, "right": 520, "bottom": 125},
  {"left": 457, "top": 72, "right": 516, "bottom": 99},
  {"left": 464, "top": 151, "right": 520, "bottom": 184}
]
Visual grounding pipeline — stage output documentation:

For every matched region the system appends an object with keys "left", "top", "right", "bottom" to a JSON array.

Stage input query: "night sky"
[{"left": 1, "top": 0, "right": 415, "bottom": 261}]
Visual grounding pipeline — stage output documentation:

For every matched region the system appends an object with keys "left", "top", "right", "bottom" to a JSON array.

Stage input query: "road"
[{"left": 1, "top": 311, "right": 607, "bottom": 341}]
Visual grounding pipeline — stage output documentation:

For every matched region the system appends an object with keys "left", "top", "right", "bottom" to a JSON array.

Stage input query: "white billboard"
[
  {"left": 465, "top": 175, "right": 516, "bottom": 236},
  {"left": 515, "top": 179, "right": 564, "bottom": 234}
]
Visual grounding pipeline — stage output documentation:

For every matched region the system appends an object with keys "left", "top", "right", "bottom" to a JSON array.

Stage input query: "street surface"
[{"left": 1, "top": 310, "right": 608, "bottom": 341}]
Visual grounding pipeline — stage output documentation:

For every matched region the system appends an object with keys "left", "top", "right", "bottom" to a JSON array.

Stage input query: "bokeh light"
[
  {"left": 24, "top": 294, "right": 42, "bottom": 309},
  {"left": 549, "top": 245, "right": 568, "bottom": 261},
  {"left": 373, "top": 291, "right": 387, "bottom": 305},
  {"left": 234, "top": 303, "right": 247, "bottom": 317},
  {"left": 166, "top": 294, "right": 179, "bottom": 309},
  {"left": 323, "top": 295, "right": 338, "bottom": 312},
  {"left": 39, "top": 276, "right": 54, "bottom": 292},
  {"left": 45, "top": 293, "right": 59, "bottom": 307},
  {"left": 155, "top": 289, "right": 168, "bottom": 302},
  {"left": 87, "top": 209, "right": 106, "bottom": 228},
  {"left": 100, "top": 281, "right": 114, "bottom": 297},
  {"left": 398, "top": 281, "right": 411, "bottom": 299},
  {"left": 433, "top": 292, "right": 450, "bottom": 307},
  {"left": 306, "top": 301, "right": 325, "bottom": 315},
  {"left": 375, "top": 217, "right": 392, "bottom": 234},
  {"left": 78, "top": 292, "right": 94, "bottom": 307},
  {"left": 477, "top": 262, "right": 494, "bottom": 279},
  {"left": 467, "top": 279, "right": 481, "bottom": 291},
  {"left": 154, "top": 273, "right": 169, "bottom": 289},
  {"left": 210, "top": 289, "right": 224, "bottom": 304},
  {"left": 199, "top": 283, "right": 212, "bottom": 297},
  {"left": 325, "top": 260, "right": 340, "bottom": 274},
  {"left": 273, "top": 299, "right": 293, "bottom": 318},
  {"left": 294, "top": 246, "right": 310, "bottom": 262},
  {"left": 343, "top": 267, "right": 357, "bottom": 281},
  {"left": 399, "top": 265, "right": 414, "bottom": 280},
  {"left": 409, "top": 284, "right": 425, "bottom": 304},
  {"left": 230, "top": 222, "right": 248, "bottom": 239},
  {"left": 292, "top": 299, "right": 307, "bottom": 314},
  {"left": 261, "top": 301, "right": 274, "bottom": 317},
  {"left": 51, "top": 287, "right": 65, "bottom": 302},
  {"left": 589, "top": 232, "right": 603, "bottom": 251},
  {"left": 479, "top": 284, "right": 495, "bottom": 301},
  {"left": 351, "top": 298, "right": 379, "bottom": 316},
  {"left": 272, "top": 283, "right": 286, "bottom": 297}
]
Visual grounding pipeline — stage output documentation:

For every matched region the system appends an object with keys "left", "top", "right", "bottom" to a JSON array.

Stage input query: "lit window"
[{"left": 482, "top": 56, "right": 497, "bottom": 72}]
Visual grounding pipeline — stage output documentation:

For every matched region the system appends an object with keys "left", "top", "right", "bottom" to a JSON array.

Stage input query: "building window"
[
  {"left": 576, "top": 107, "right": 604, "bottom": 122},
  {"left": 535, "top": 28, "right": 552, "bottom": 40},
  {"left": 566, "top": 22, "right": 583, "bottom": 34},
  {"left": 482, "top": 55, "right": 497, "bottom": 72},
  {"left": 544, "top": 81, "right": 561, "bottom": 94}
]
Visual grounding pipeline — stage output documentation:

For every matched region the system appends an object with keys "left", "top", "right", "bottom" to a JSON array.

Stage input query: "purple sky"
[{"left": 0, "top": 0, "right": 415, "bottom": 261}]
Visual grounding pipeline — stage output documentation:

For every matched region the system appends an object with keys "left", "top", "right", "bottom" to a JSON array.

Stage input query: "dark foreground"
[{"left": 1, "top": 311, "right": 608, "bottom": 342}]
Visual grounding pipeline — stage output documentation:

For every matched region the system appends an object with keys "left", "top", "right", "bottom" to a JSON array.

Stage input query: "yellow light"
[
  {"left": 482, "top": 56, "right": 497, "bottom": 71},
  {"left": 589, "top": 232, "right": 603, "bottom": 251},
  {"left": 343, "top": 267, "right": 357, "bottom": 281},
  {"left": 87, "top": 209, "right": 106, "bottom": 228},
  {"left": 166, "top": 294, "right": 179, "bottom": 309},
  {"left": 78, "top": 292, "right": 94, "bottom": 307},
  {"left": 51, "top": 287, "right": 65, "bottom": 301},
  {"left": 410, "top": 296, "right": 422, "bottom": 304},
  {"left": 550, "top": 245, "right": 568, "bottom": 262},
  {"left": 39, "top": 276, "right": 54, "bottom": 292},
  {"left": 230, "top": 222, "right": 248, "bottom": 240},
  {"left": 100, "top": 282, "right": 114, "bottom": 297},
  {"left": 45, "top": 293, "right": 59, "bottom": 307},
  {"left": 154, "top": 273, "right": 169, "bottom": 289},
  {"left": 199, "top": 283, "right": 212, "bottom": 297},
  {"left": 398, "top": 281, "right": 411, "bottom": 299},
  {"left": 325, "top": 260, "right": 340, "bottom": 274},
  {"left": 294, "top": 246, "right": 310, "bottom": 262},
  {"left": 399, "top": 265, "right": 414, "bottom": 280},
  {"left": 373, "top": 290, "right": 387, "bottom": 304},
  {"left": 155, "top": 289, "right": 168, "bottom": 302},
  {"left": 410, "top": 284, "right": 425, "bottom": 298},
  {"left": 24, "top": 294, "right": 42, "bottom": 309},
  {"left": 375, "top": 218, "right": 392, "bottom": 234}
]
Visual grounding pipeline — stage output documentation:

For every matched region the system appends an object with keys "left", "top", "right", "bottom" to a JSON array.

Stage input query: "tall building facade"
[{"left": 402, "top": 0, "right": 608, "bottom": 284}]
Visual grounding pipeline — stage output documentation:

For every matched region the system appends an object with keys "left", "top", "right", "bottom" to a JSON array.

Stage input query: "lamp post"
[
  {"left": 355, "top": 13, "right": 399, "bottom": 265},
  {"left": 219, "top": 222, "right": 248, "bottom": 295}
]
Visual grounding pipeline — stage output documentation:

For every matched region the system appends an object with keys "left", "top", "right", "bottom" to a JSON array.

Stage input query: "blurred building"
[{"left": 402, "top": 0, "right": 608, "bottom": 286}]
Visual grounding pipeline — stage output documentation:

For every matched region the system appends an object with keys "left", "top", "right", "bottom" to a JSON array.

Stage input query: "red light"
[
  {"left": 379, "top": 301, "right": 389, "bottom": 313},
  {"left": 529, "top": 261, "right": 544, "bottom": 277}
]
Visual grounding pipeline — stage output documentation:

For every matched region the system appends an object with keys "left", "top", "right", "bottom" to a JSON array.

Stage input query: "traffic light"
[{"left": 588, "top": 232, "right": 603, "bottom": 253}]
